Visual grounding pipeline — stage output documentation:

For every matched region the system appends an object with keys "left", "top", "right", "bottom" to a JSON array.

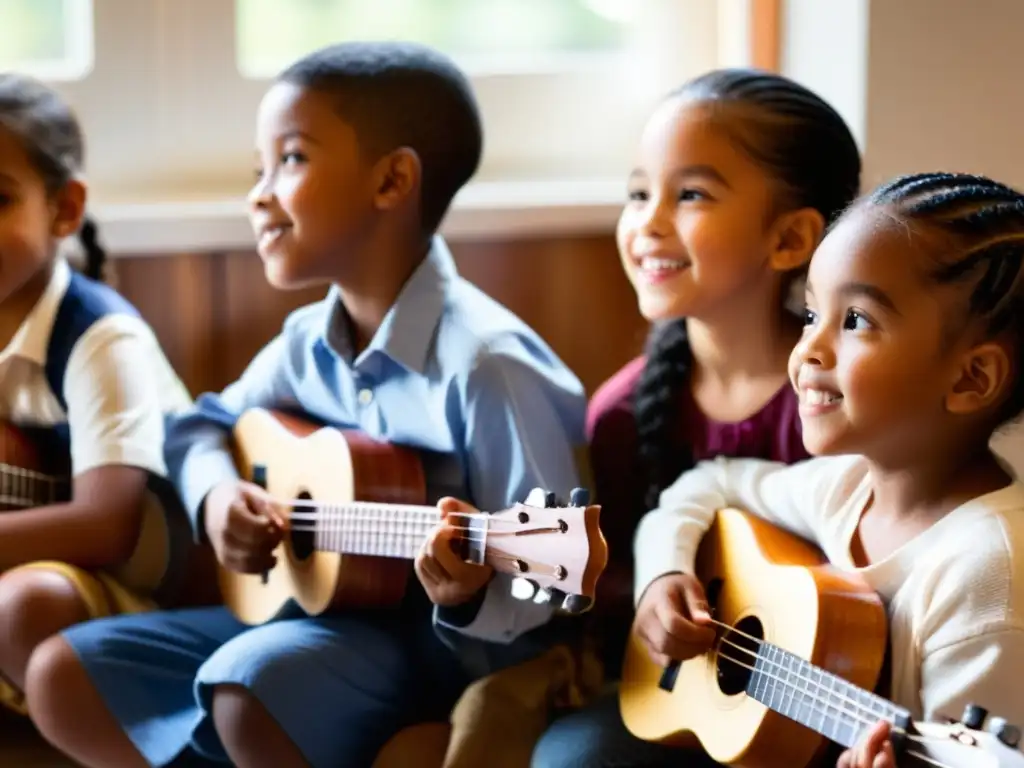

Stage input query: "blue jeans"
[
  {"left": 62, "top": 600, "right": 469, "bottom": 768},
  {"left": 531, "top": 691, "right": 720, "bottom": 768}
]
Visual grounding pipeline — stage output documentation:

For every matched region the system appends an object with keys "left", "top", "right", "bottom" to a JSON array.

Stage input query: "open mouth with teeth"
[
  {"left": 803, "top": 389, "right": 843, "bottom": 406},
  {"left": 638, "top": 256, "right": 690, "bottom": 276}
]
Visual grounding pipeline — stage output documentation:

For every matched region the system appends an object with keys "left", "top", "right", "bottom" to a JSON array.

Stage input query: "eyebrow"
[
  {"left": 627, "top": 164, "right": 731, "bottom": 188},
  {"left": 0, "top": 171, "right": 18, "bottom": 186},
  {"left": 278, "top": 129, "right": 319, "bottom": 144},
  {"left": 669, "top": 164, "right": 731, "bottom": 188},
  {"left": 838, "top": 281, "right": 901, "bottom": 314}
]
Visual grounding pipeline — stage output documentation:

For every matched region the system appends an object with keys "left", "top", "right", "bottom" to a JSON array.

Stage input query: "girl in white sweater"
[{"left": 633, "top": 172, "right": 1024, "bottom": 768}]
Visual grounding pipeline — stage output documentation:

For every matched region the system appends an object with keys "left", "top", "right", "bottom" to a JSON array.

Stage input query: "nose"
[
  {"left": 247, "top": 171, "right": 273, "bottom": 210},
  {"left": 635, "top": 192, "right": 674, "bottom": 238},
  {"left": 794, "top": 320, "right": 835, "bottom": 369}
]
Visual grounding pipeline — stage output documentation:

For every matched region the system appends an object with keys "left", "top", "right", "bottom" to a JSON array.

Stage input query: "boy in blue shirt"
[{"left": 26, "top": 41, "right": 587, "bottom": 768}]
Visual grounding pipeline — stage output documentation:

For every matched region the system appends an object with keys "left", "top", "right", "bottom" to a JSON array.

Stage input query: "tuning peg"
[
  {"left": 524, "top": 487, "right": 547, "bottom": 507},
  {"left": 544, "top": 491, "right": 557, "bottom": 508},
  {"left": 510, "top": 577, "right": 540, "bottom": 601},
  {"left": 986, "top": 717, "right": 1022, "bottom": 748},
  {"left": 962, "top": 703, "right": 988, "bottom": 730},
  {"left": 560, "top": 593, "right": 594, "bottom": 615},
  {"left": 569, "top": 487, "right": 590, "bottom": 507}
]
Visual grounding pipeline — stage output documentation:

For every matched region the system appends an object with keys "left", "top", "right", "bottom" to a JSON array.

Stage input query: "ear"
[
  {"left": 49, "top": 178, "right": 87, "bottom": 239},
  {"left": 768, "top": 207, "right": 826, "bottom": 272},
  {"left": 946, "top": 341, "right": 1012, "bottom": 415},
  {"left": 371, "top": 147, "right": 421, "bottom": 213}
]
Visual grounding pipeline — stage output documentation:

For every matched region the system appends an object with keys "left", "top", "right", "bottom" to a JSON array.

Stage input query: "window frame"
[{"left": 27, "top": 0, "right": 774, "bottom": 253}]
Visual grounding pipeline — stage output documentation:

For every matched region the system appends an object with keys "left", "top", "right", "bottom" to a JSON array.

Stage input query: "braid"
[
  {"left": 634, "top": 319, "right": 693, "bottom": 508},
  {"left": 866, "top": 172, "right": 1024, "bottom": 420},
  {"left": 78, "top": 216, "right": 107, "bottom": 281}
]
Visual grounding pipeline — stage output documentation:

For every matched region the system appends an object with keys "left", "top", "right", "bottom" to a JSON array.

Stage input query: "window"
[
  {"left": 24, "top": 0, "right": 755, "bottom": 251},
  {"left": 0, "top": 0, "right": 93, "bottom": 80},
  {"left": 236, "top": 0, "right": 632, "bottom": 78}
]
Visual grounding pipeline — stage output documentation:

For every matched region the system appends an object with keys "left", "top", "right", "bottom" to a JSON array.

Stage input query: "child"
[
  {"left": 26, "top": 42, "right": 587, "bottom": 768},
  {"left": 0, "top": 75, "right": 192, "bottom": 714},
  {"left": 532, "top": 69, "right": 861, "bottom": 766},
  {"left": 633, "top": 172, "right": 1024, "bottom": 768}
]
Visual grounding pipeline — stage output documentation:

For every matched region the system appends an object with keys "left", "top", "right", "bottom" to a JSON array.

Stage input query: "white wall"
[
  {"left": 862, "top": 0, "right": 1024, "bottom": 191},
  {"left": 781, "top": 0, "right": 869, "bottom": 153},
  {"left": 784, "top": 0, "right": 1024, "bottom": 192},
  {"left": 782, "top": 0, "right": 1024, "bottom": 474}
]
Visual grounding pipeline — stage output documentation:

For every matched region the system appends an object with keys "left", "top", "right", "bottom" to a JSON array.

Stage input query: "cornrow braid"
[
  {"left": 632, "top": 69, "right": 861, "bottom": 507},
  {"left": 866, "top": 171, "right": 1024, "bottom": 421}
]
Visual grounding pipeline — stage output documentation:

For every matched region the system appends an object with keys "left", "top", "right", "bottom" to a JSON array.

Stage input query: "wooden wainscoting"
[{"left": 110, "top": 234, "right": 649, "bottom": 398}]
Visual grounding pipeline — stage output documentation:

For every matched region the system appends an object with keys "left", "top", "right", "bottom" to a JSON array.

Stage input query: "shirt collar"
[
  {"left": 1, "top": 258, "right": 72, "bottom": 366},
  {"left": 323, "top": 236, "right": 456, "bottom": 374}
]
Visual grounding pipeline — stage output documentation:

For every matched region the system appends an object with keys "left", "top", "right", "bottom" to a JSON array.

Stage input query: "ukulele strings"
[
  {"left": 702, "top": 618, "right": 955, "bottom": 767},
  {"left": 288, "top": 522, "right": 487, "bottom": 536},
  {"left": 273, "top": 498, "right": 490, "bottom": 520},
  {"left": 0, "top": 461, "right": 59, "bottom": 483},
  {"left": 709, "top": 642, "right": 951, "bottom": 768},
  {"left": 282, "top": 526, "right": 559, "bottom": 575},
  {"left": 280, "top": 500, "right": 561, "bottom": 529}
]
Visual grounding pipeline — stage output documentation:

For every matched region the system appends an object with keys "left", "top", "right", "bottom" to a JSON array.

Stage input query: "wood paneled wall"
[{"left": 110, "top": 235, "right": 649, "bottom": 398}]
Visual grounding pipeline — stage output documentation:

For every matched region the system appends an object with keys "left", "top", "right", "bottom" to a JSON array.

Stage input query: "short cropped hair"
[{"left": 279, "top": 41, "right": 483, "bottom": 234}]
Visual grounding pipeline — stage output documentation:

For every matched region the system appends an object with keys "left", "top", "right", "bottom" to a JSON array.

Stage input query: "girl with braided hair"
[
  {"left": 0, "top": 73, "right": 191, "bottom": 716},
  {"left": 632, "top": 172, "right": 1024, "bottom": 768},
  {"left": 533, "top": 68, "right": 861, "bottom": 767}
]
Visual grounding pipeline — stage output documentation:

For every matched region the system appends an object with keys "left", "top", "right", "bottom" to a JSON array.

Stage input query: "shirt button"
[{"left": 357, "top": 388, "right": 374, "bottom": 406}]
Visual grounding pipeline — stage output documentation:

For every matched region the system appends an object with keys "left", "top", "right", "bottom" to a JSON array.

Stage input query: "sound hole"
[
  {"left": 290, "top": 491, "right": 315, "bottom": 562},
  {"left": 706, "top": 578, "right": 723, "bottom": 613},
  {"left": 716, "top": 615, "right": 763, "bottom": 696}
]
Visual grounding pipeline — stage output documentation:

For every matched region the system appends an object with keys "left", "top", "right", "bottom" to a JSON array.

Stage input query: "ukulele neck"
[
  {"left": 0, "top": 462, "right": 68, "bottom": 509},
  {"left": 747, "top": 641, "right": 912, "bottom": 749},
  {"left": 295, "top": 501, "right": 488, "bottom": 564}
]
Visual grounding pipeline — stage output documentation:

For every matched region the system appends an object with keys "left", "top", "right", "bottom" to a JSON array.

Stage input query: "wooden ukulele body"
[
  {"left": 0, "top": 420, "right": 204, "bottom": 607},
  {"left": 619, "top": 507, "right": 889, "bottom": 767},
  {"left": 221, "top": 408, "right": 427, "bottom": 625}
]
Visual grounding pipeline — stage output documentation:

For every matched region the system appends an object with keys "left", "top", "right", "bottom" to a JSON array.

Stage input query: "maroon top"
[{"left": 587, "top": 355, "right": 809, "bottom": 648}]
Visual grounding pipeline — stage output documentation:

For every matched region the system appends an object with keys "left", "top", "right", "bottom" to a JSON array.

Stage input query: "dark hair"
[
  {"left": 863, "top": 172, "right": 1024, "bottom": 423},
  {"left": 633, "top": 69, "right": 862, "bottom": 507},
  {"left": 0, "top": 73, "right": 106, "bottom": 281},
  {"left": 278, "top": 41, "right": 483, "bottom": 236}
]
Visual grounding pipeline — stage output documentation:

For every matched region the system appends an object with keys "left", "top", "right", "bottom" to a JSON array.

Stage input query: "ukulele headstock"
[
  {"left": 910, "top": 706, "right": 1023, "bottom": 768},
  {"left": 487, "top": 486, "right": 607, "bottom": 615}
]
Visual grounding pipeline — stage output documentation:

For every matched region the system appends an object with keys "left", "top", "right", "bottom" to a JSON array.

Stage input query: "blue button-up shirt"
[{"left": 165, "top": 237, "right": 587, "bottom": 649}]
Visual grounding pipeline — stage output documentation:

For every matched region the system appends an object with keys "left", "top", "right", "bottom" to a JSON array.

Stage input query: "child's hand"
[
  {"left": 204, "top": 479, "right": 286, "bottom": 574},
  {"left": 837, "top": 720, "right": 896, "bottom": 768},
  {"left": 415, "top": 497, "right": 493, "bottom": 606},
  {"left": 633, "top": 572, "right": 717, "bottom": 667}
]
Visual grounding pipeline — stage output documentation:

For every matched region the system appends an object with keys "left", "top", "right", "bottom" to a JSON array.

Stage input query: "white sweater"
[{"left": 634, "top": 454, "right": 1024, "bottom": 729}]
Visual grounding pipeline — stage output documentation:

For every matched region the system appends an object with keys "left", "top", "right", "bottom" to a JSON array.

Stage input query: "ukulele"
[
  {"left": 0, "top": 419, "right": 198, "bottom": 607},
  {"left": 619, "top": 507, "right": 1024, "bottom": 768},
  {"left": 219, "top": 407, "right": 609, "bottom": 626}
]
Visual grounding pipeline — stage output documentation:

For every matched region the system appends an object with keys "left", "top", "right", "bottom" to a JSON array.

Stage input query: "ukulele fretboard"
[
  {"left": 0, "top": 462, "right": 68, "bottom": 509},
  {"left": 747, "top": 641, "right": 911, "bottom": 749},
  {"left": 302, "top": 502, "right": 487, "bottom": 563}
]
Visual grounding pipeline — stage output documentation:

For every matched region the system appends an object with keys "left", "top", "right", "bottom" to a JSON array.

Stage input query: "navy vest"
[
  {"left": 25, "top": 269, "right": 195, "bottom": 605},
  {"left": 18, "top": 271, "right": 142, "bottom": 466},
  {"left": 45, "top": 270, "right": 141, "bottom": 413}
]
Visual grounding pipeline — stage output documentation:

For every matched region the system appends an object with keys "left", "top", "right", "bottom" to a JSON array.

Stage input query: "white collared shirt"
[{"left": 0, "top": 259, "right": 191, "bottom": 477}]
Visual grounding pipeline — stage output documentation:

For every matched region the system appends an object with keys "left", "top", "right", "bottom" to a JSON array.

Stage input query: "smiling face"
[
  {"left": 0, "top": 124, "right": 83, "bottom": 305},
  {"left": 617, "top": 98, "right": 798, "bottom": 323},
  {"left": 789, "top": 205, "right": 994, "bottom": 460},
  {"left": 248, "top": 81, "right": 379, "bottom": 289}
]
